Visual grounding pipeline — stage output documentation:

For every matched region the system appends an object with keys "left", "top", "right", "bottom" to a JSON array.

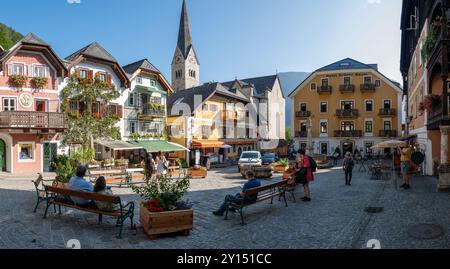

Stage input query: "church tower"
[{"left": 171, "top": 0, "right": 200, "bottom": 91}]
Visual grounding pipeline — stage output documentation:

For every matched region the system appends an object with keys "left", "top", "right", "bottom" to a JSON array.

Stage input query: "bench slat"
[
  {"left": 50, "top": 201, "right": 125, "bottom": 216},
  {"left": 45, "top": 186, "right": 120, "bottom": 204}
]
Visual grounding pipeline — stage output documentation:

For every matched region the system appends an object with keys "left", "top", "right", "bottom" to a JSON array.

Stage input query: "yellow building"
[
  {"left": 288, "top": 58, "right": 403, "bottom": 156},
  {"left": 167, "top": 82, "right": 257, "bottom": 166}
]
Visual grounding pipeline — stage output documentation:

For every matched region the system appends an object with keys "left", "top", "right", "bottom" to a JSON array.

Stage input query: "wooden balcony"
[
  {"left": 295, "top": 111, "right": 311, "bottom": 118},
  {"left": 339, "top": 84, "right": 355, "bottom": 93},
  {"left": 336, "top": 109, "right": 359, "bottom": 118},
  {"left": 379, "top": 130, "right": 398, "bottom": 137},
  {"left": 296, "top": 131, "right": 308, "bottom": 138},
  {"left": 379, "top": 108, "right": 396, "bottom": 117},
  {"left": 318, "top": 86, "right": 332, "bottom": 94},
  {"left": 139, "top": 104, "right": 165, "bottom": 120},
  {"left": 360, "top": 84, "right": 376, "bottom": 92},
  {"left": 334, "top": 130, "right": 362, "bottom": 138},
  {"left": 427, "top": 100, "right": 450, "bottom": 130},
  {"left": 0, "top": 111, "right": 65, "bottom": 132}
]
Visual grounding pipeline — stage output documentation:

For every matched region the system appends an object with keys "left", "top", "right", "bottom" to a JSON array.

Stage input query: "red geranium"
[{"left": 145, "top": 198, "right": 163, "bottom": 212}]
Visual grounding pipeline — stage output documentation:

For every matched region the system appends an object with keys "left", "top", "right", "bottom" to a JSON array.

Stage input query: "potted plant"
[
  {"left": 130, "top": 133, "right": 141, "bottom": 141},
  {"left": 115, "top": 158, "right": 129, "bottom": 167},
  {"left": 31, "top": 76, "right": 48, "bottom": 89},
  {"left": 131, "top": 175, "right": 193, "bottom": 239},
  {"left": 9, "top": 74, "right": 27, "bottom": 88},
  {"left": 102, "top": 158, "right": 115, "bottom": 168},
  {"left": 188, "top": 165, "right": 207, "bottom": 178},
  {"left": 272, "top": 159, "right": 289, "bottom": 173},
  {"left": 87, "top": 159, "right": 101, "bottom": 169},
  {"left": 52, "top": 155, "right": 76, "bottom": 187}
]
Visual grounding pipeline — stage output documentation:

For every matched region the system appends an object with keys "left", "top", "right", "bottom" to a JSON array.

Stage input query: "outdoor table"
[{"left": 358, "top": 158, "right": 368, "bottom": 172}]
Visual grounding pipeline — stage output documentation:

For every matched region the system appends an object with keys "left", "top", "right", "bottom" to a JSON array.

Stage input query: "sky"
[{"left": 0, "top": 0, "right": 403, "bottom": 83}]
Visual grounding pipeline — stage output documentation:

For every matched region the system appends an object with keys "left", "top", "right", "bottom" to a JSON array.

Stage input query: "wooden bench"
[
  {"left": 43, "top": 185, "right": 135, "bottom": 238},
  {"left": 225, "top": 181, "right": 288, "bottom": 225},
  {"left": 88, "top": 169, "right": 130, "bottom": 187}
]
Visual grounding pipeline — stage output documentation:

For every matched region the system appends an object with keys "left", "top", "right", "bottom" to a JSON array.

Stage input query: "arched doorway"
[
  {"left": 0, "top": 139, "right": 6, "bottom": 172},
  {"left": 341, "top": 140, "right": 354, "bottom": 156}
]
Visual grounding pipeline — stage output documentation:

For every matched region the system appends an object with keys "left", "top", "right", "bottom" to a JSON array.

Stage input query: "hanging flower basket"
[{"left": 31, "top": 77, "right": 48, "bottom": 89}]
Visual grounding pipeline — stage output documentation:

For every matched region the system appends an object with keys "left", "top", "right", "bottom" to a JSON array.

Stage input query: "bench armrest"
[{"left": 120, "top": 201, "right": 135, "bottom": 212}]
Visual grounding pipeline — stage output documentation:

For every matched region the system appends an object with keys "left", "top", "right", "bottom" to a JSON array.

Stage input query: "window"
[
  {"left": 365, "top": 100, "right": 373, "bottom": 112},
  {"left": 129, "top": 93, "right": 135, "bottom": 106},
  {"left": 9, "top": 63, "right": 25, "bottom": 75},
  {"left": 341, "top": 101, "right": 354, "bottom": 110},
  {"left": 320, "top": 143, "right": 328, "bottom": 155},
  {"left": 343, "top": 76, "right": 351, "bottom": 86},
  {"left": 375, "top": 79, "right": 381, "bottom": 88},
  {"left": 300, "top": 122, "right": 307, "bottom": 132},
  {"left": 19, "top": 143, "right": 34, "bottom": 161},
  {"left": 320, "top": 102, "right": 328, "bottom": 113},
  {"left": 189, "top": 70, "right": 196, "bottom": 78},
  {"left": 310, "top": 83, "right": 316, "bottom": 90},
  {"left": 92, "top": 102, "right": 99, "bottom": 114},
  {"left": 98, "top": 73, "right": 107, "bottom": 82},
  {"left": 3, "top": 98, "right": 16, "bottom": 111},
  {"left": 136, "top": 76, "right": 142, "bottom": 84},
  {"left": 341, "top": 121, "right": 355, "bottom": 131},
  {"left": 35, "top": 100, "right": 47, "bottom": 112},
  {"left": 320, "top": 122, "right": 328, "bottom": 134},
  {"left": 176, "top": 70, "right": 182, "bottom": 79},
  {"left": 363, "top": 76, "right": 372, "bottom": 85},
  {"left": 202, "top": 104, "right": 209, "bottom": 111},
  {"left": 365, "top": 142, "right": 374, "bottom": 154},
  {"left": 33, "top": 65, "right": 45, "bottom": 77},
  {"left": 79, "top": 69, "right": 88, "bottom": 79},
  {"left": 210, "top": 104, "right": 218, "bottom": 112},
  {"left": 300, "top": 103, "right": 307, "bottom": 112},
  {"left": 383, "top": 100, "right": 391, "bottom": 109},
  {"left": 321, "top": 78, "right": 329, "bottom": 87},
  {"left": 129, "top": 121, "right": 137, "bottom": 134},
  {"left": 384, "top": 121, "right": 391, "bottom": 131},
  {"left": 69, "top": 100, "right": 78, "bottom": 112},
  {"left": 109, "top": 105, "right": 117, "bottom": 115},
  {"left": 365, "top": 120, "right": 373, "bottom": 133},
  {"left": 150, "top": 79, "right": 156, "bottom": 87},
  {"left": 202, "top": 125, "right": 211, "bottom": 138},
  {"left": 419, "top": 41, "right": 423, "bottom": 66}
]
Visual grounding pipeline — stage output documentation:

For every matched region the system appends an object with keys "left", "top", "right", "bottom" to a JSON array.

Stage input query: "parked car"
[
  {"left": 238, "top": 151, "right": 262, "bottom": 173},
  {"left": 261, "top": 153, "right": 278, "bottom": 165}
]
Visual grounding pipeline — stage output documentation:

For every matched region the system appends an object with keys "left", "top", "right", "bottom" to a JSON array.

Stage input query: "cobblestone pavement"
[{"left": 0, "top": 164, "right": 449, "bottom": 249}]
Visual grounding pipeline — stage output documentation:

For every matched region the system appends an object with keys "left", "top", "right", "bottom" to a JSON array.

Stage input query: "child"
[{"left": 93, "top": 176, "right": 117, "bottom": 211}]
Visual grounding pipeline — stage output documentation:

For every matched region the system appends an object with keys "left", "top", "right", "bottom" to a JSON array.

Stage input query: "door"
[
  {"left": 342, "top": 141, "right": 353, "bottom": 155},
  {"left": 35, "top": 100, "right": 47, "bottom": 112},
  {"left": 43, "top": 143, "right": 58, "bottom": 172},
  {"left": 320, "top": 143, "right": 328, "bottom": 155},
  {"left": 0, "top": 139, "right": 6, "bottom": 172}
]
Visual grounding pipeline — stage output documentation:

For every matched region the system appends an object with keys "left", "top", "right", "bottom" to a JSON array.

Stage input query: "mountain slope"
[
  {"left": 0, "top": 23, "right": 23, "bottom": 50},
  {"left": 278, "top": 71, "right": 310, "bottom": 128}
]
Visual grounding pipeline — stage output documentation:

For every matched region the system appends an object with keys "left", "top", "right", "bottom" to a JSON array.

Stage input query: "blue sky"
[{"left": 1, "top": 0, "right": 403, "bottom": 83}]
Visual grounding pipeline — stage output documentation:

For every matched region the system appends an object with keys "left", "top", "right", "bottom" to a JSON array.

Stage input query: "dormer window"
[
  {"left": 9, "top": 63, "right": 25, "bottom": 75},
  {"left": 33, "top": 65, "right": 46, "bottom": 77},
  {"left": 136, "top": 76, "right": 142, "bottom": 84},
  {"left": 150, "top": 79, "right": 156, "bottom": 87}
]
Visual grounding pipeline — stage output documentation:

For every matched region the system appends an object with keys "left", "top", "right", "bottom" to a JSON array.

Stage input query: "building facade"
[
  {"left": 0, "top": 33, "right": 66, "bottom": 173},
  {"left": 401, "top": 0, "right": 450, "bottom": 189},
  {"left": 289, "top": 58, "right": 402, "bottom": 157}
]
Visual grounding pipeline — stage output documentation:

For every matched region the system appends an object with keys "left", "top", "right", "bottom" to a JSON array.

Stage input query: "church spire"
[{"left": 177, "top": 0, "right": 193, "bottom": 59}]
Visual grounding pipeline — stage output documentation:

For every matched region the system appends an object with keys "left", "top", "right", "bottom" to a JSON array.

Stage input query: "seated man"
[
  {"left": 68, "top": 165, "right": 94, "bottom": 207},
  {"left": 213, "top": 170, "right": 261, "bottom": 216}
]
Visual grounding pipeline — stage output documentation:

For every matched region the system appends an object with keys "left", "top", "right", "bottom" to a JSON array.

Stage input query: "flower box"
[
  {"left": 272, "top": 165, "right": 288, "bottom": 173},
  {"left": 139, "top": 205, "right": 193, "bottom": 239},
  {"left": 188, "top": 168, "right": 207, "bottom": 178}
]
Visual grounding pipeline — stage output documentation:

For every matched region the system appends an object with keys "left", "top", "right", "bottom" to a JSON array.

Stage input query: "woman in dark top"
[{"left": 144, "top": 153, "right": 155, "bottom": 180}]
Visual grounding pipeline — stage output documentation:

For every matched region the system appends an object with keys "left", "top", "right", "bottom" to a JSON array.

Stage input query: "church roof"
[{"left": 176, "top": 0, "right": 195, "bottom": 59}]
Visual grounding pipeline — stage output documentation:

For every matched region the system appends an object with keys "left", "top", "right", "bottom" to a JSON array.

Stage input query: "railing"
[
  {"left": 0, "top": 111, "right": 65, "bottom": 129},
  {"left": 427, "top": 101, "right": 444, "bottom": 126},
  {"left": 379, "top": 130, "right": 398, "bottom": 137},
  {"left": 295, "top": 111, "right": 311, "bottom": 118},
  {"left": 360, "top": 84, "right": 376, "bottom": 92},
  {"left": 318, "top": 86, "right": 332, "bottom": 94},
  {"left": 336, "top": 109, "right": 359, "bottom": 118},
  {"left": 334, "top": 130, "right": 362, "bottom": 137},
  {"left": 379, "top": 108, "right": 396, "bottom": 116},
  {"left": 296, "top": 131, "right": 308, "bottom": 137},
  {"left": 339, "top": 84, "right": 355, "bottom": 93},
  {"left": 141, "top": 104, "right": 165, "bottom": 117}
]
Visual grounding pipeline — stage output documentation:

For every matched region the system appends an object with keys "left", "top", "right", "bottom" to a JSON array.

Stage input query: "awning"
[
  {"left": 95, "top": 140, "right": 143, "bottom": 151},
  {"left": 191, "top": 140, "right": 224, "bottom": 149},
  {"left": 129, "top": 140, "right": 189, "bottom": 153}
]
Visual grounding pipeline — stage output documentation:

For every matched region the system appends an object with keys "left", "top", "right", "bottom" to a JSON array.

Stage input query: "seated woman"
[{"left": 93, "top": 176, "right": 117, "bottom": 211}]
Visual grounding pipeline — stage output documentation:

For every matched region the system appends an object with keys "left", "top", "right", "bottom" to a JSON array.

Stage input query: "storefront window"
[{"left": 19, "top": 143, "right": 34, "bottom": 161}]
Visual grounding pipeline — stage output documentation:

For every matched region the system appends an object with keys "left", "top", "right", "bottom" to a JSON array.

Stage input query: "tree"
[
  {"left": 0, "top": 23, "right": 23, "bottom": 50},
  {"left": 60, "top": 74, "right": 121, "bottom": 162},
  {"left": 285, "top": 127, "right": 294, "bottom": 148}
]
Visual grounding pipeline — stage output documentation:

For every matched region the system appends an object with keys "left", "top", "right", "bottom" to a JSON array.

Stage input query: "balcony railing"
[
  {"left": 336, "top": 109, "right": 359, "bottom": 118},
  {"left": 360, "top": 84, "right": 376, "bottom": 92},
  {"left": 339, "top": 84, "right": 355, "bottom": 93},
  {"left": 0, "top": 111, "right": 65, "bottom": 130},
  {"left": 318, "top": 86, "right": 332, "bottom": 94},
  {"left": 379, "top": 108, "right": 396, "bottom": 116},
  {"left": 141, "top": 104, "right": 166, "bottom": 118},
  {"left": 379, "top": 130, "right": 398, "bottom": 137},
  {"left": 295, "top": 111, "right": 311, "bottom": 118},
  {"left": 296, "top": 131, "right": 308, "bottom": 137},
  {"left": 334, "top": 130, "right": 362, "bottom": 138}
]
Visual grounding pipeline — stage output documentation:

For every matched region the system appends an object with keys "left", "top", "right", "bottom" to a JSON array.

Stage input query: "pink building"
[{"left": 0, "top": 33, "right": 66, "bottom": 174}]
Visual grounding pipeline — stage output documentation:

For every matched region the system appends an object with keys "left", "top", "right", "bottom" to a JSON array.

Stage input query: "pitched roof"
[
  {"left": 65, "top": 42, "right": 117, "bottom": 63},
  {"left": 316, "top": 58, "right": 378, "bottom": 72},
  {"left": 176, "top": 0, "right": 194, "bottom": 59},
  {"left": 122, "top": 59, "right": 161, "bottom": 75},
  {"left": 21, "top": 33, "right": 50, "bottom": 46},
  {"left": 222, "top": 75, "right": 279, "bottom": 96}
]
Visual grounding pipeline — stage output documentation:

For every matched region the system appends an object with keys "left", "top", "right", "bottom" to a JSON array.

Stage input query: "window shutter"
[
  {"left": 75, "top": 68, "right": 80, "bottom": 77},
  {"left": 45, "top": 66, "right": 50, "bottom": 77},
  {"left": 107, "top": 74, "right": 112, "bottom": 85},
  {"left": 118, "top": 105, "right": 123, "bottom": 118},
  {"left": 27, "top": 65, "right": 33, "bottom": 77},
  {"left": 7, "top": 64, "right": 13, "bottom": 76},
  {"left": 99, "top": 103, "right": 104, "bottom": 117},
  {"left": 88, "top": 70, "right": 94, "bottom": 81}
]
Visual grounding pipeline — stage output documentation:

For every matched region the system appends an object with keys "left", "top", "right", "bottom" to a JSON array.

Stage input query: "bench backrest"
[
  {"left": 45, "top": 185, "right": 120, "bottom": 204},
  {"left": 244, "top": 181, "right": 287, "bottom": 196}
]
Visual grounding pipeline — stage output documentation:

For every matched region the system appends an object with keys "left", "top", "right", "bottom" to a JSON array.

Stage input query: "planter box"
[
  {"left": 87, "top": 164, "right": 100, "bottom": 169},
  {"left": 140, "top": 205, "right": 193, "bottom": 239},
  {"left": 188, "top": 169, "right": 207, "bottom": 178},
  {"left": 273, "top": 165, "right": 288, "bottom": 173}
]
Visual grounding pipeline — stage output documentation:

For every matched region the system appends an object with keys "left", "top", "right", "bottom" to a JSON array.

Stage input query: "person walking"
[
  {"left": 144, "top": 153, "right": 156, "bottom": 180},
  {"left": 398, "top": 145, "right": 412, "bottom": 189},
  {"left": 343, "top": 152, "right": 355, "bottom": 186},
  {"left": 296, "top": 149, "right": 314, "bottom": 202},
  {"left": 155, "top": 151, "right": 168, "bottom": 177}
]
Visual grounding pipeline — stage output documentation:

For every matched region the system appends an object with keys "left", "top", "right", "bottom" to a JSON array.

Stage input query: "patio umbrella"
[{"left": 371, "top": 140, "right": 407, "bottom": 190}]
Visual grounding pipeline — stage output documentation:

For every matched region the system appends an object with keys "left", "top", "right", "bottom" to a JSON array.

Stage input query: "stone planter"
[
  {"left": 188, "top": 168, "right": 207, "bottom": 178},
  {"left": 139, "top": 205, "right": 193, "bottom": 239}
]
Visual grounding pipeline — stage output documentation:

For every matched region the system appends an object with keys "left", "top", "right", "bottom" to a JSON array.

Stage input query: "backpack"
[{"left": 307, "top": 156, "right": 317, "bottom": 173}]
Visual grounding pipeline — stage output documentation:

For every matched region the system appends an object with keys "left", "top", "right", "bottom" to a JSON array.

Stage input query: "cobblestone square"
[{"left": 0, "top": 165, "right": 449, "bottom": 249}]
